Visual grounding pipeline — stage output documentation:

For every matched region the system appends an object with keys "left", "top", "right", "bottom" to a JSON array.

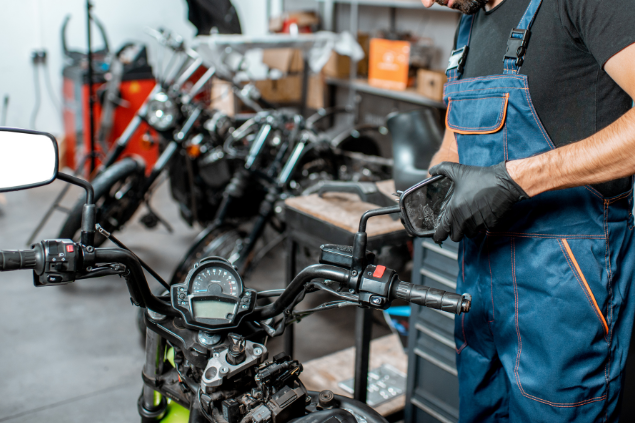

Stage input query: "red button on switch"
[
  {"left": 373, "top": 265, "right": 386, "bottom": 278},
  {"left": 66, "top": 245, "right": 74, "bottom": 253}
]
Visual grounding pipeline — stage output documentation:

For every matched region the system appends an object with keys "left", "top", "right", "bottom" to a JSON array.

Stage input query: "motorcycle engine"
[{"left": 197, "top": 334, "right": 308, "bottom": 423}]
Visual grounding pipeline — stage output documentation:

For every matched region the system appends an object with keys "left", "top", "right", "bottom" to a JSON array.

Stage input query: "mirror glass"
[
  {"left": 0, "top": 129, "right": 58, "bottom": 192},
  {"left": 400, "top": 175, "right": 453, "bottom": 237}
]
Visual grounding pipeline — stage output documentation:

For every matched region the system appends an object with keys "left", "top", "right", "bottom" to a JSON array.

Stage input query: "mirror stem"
[
  {"left": 57, "top": 173, "right": 96, "bottom": 246},
  {"left": 358, "top": 205, "right": 401, "bottom": 233}
]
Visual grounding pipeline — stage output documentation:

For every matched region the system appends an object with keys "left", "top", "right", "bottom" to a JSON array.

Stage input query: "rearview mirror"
[
  {"left": 0, "top": 128, "right": 59, "bottom": 192},
  {"left": 399, "top": 175, "right": 453, "bottom": 237}
]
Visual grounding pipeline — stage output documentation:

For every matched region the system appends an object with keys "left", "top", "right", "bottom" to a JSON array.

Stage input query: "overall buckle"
[
  {"left": 504, "top": 28, "right": 531, "bottom": 67},
  {"left": 446, "top": 46, "right": 469, "bottom": 73}
]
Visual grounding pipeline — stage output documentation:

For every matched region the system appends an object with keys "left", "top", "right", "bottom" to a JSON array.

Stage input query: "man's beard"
[{"left": 436, "top": 0, "right": 487, "bottom": 14}]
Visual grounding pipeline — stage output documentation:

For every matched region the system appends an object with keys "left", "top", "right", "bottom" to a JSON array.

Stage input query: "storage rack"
[{"left": 316, "top": 0, "right": 458, "bottom": 111}]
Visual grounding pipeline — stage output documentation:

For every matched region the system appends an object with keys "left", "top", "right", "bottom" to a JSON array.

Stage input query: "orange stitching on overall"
[
  {"left": 522, "top": 80, "right": 556, "bottom": 150},
  {"left": 559, "top": 239, "right": 609, "bottom": 339},
  {"left": 512, "top": 238, "right": 608, "bottom": 407},
  {"left": 444, "top": 75, "right": 526, "bottom": 87},
  {"left": 503, "top": 122, "right": 508, "bottom": 161},
  {"left": 456, "top": 313, "right": 468, "bottom": 354},
  {"left": 607, "top": 189, "right": 633, "bottom": 204},
  {"left": 584, "top": 185, "right": 605, "bottom": 200},
  {"left": 487, "top": 237, "right": 495, "bottom": 322},
  {"left": 447, "top": 94, "right": 509, "bottom": 133},
  {"left": 604, "top": 200, "right": 614, "bottom": 390}
]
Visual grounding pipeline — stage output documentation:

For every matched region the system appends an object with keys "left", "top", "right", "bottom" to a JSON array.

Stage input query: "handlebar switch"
[
  {"left": 357, "top": 264, "right": 396, "bottom": 309},
  {"left": 32, "top": 239, "right": 80, "bottom": 287}
]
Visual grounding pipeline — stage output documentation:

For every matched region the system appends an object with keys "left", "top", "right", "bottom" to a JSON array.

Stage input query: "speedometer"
[
  {"left": 191, "top": 266, "right": 241, "bottom": 297},
  {"left": 170, "top": 257, "right": 254, "bottom": 331}
]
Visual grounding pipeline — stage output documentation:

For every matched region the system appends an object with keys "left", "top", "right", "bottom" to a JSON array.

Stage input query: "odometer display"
[
  {"left": 191, "top": 266, "right": 241, "bottom": 297},
  {"left": 192, "top": 299, "right": 237, "bottom": 320}
]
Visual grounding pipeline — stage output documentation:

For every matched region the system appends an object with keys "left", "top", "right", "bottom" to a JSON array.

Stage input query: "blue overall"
[{"left": 443, "top": 1, "right": 635, "bottom": 421}]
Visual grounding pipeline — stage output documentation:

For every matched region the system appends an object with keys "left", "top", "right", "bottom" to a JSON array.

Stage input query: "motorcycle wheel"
[
  {"left": 58, "top": 157, "right": 145, "bottom": 247},
  {"left": 169, "top": 224, "right": 248, "bottom": 286}
]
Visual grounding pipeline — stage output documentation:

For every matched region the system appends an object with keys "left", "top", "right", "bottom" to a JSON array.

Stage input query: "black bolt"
[{"left": 318, "top": 390, "right": 334, "bottom": 408}]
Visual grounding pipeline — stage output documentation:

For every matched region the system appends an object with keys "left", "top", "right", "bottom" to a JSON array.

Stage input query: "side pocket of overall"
[
  {"left": 512, "top": 237, "right": 609, "bottom": 407},
  {"left": 560, "top": 239, "right": 609, "bottom": 338}
]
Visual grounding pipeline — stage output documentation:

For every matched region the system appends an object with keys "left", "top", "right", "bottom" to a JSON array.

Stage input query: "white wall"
[{"left": 0, "top": 0, "right": 267, "bottom": 135}]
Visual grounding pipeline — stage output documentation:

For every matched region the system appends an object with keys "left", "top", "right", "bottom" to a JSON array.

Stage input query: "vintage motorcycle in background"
[
  {"left": 57, "top": 29, "right": 246, "bottom": 246},
  {"left": 0, "top": 128, "right": 468, "bottom": 423}
]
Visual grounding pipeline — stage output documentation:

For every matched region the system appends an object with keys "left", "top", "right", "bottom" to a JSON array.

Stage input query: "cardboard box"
[
  {"left": 210, "top": 78, "right": 237, "bottom": 116},
  {"left": 253, "top": 74, "right": 325, "bottom": 108},
  {"left": 323, "top": 52, "right": 351, "bottom": 79},
  {"left": 416, "top": 69, "right": 447, "bottom": 102},
  {"left": 368, "top": 39, "right": 411, "bottom": 91},
  {"left": 255, "top": 75, "right": 303, "bottom": 103},
  {"left": 357, "top": 33, "right": 371, "bottom": 76},
  {"left": 307, "top": 74, "right": 326, "bottom": 110},
  {"left": 322, "top": 33, "right": 370, "bottom": 79},
  {"left": 262, "top": 48, "right": 304, "bottom": 74}
]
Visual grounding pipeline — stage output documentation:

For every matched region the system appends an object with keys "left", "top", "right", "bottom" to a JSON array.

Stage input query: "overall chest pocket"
[{"left": 446, "top": 93, "right": 509, "bottom": 167}]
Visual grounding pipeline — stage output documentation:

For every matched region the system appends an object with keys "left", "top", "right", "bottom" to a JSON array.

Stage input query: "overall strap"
[
  {"left": 503, "top": 0, "right": 543, "bottom": 74},
  {"left": 446, "top": 14, "right": 474, "bottom": 82}
]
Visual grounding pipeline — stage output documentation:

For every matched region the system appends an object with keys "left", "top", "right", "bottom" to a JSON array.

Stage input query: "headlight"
[{"left": 146, "top": 92, "right": 178, "bottom": 131}]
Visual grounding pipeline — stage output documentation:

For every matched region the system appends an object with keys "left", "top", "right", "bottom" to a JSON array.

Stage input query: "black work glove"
[{"left": 429, "top": 161, "right": 529, "bottom": 243}]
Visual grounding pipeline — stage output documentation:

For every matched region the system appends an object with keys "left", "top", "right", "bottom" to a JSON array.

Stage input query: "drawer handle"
[
  {"left": 420, "top": 268, "right": 457, "bottom": 290},
  {"left": 416, "top": 323, "right": 455, "bottom": 349},
  {"left": 411, "top": 397, "right": 456, "bottom": 423},
  {"left": 414, "top": 347, "right": 458, "bottom": 377},
  {"left": 422, "top": 241, "right": 459, "bottom": 260}
]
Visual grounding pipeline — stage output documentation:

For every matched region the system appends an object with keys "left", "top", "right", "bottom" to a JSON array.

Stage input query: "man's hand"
[{"left": 430, "top": 162, "right": 529, "bottom": 242}]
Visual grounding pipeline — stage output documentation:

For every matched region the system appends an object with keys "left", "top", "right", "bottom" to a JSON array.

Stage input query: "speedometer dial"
[{"left": 191, "top": 266, "right": 241, "bottom": 298}]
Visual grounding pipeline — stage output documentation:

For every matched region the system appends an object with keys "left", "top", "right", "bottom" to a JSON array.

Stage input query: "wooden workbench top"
[
  {"left": 300, "top": 334, "right": 408, "bottom": 417},
  {"left": 285, "top": 180, "right": 404, "bottom": 237}
]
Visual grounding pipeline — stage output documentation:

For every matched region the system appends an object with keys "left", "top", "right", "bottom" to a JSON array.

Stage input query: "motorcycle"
[
  {"left": 0, "top": 127, "right": 467, "bottom": 422},
  {"left": 169, "top": 107, "right": 392, "bottom": 285},
  {"left": 57, "top": 29, "right": 245, "bottom": 246}
]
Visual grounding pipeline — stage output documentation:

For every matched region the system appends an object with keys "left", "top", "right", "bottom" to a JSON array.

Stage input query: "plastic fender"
[{"left": 159, "top": 400, "right": 189, "bottom": 423}]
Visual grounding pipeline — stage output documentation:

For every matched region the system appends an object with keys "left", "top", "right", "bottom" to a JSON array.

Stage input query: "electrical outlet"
[{"left": 31, "top": 50, "right": 47, "bottom": 65}]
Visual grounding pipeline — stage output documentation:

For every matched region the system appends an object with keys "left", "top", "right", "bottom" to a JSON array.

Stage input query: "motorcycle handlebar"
[
  {"left": 391, "top": 280, "right": 471, "bottom": 315},
  {"left": 0, "top": 249, "right": 38, "bottom": 271},
  {"left": 94, "top": 248, "right": 177, "bottom": 317}
]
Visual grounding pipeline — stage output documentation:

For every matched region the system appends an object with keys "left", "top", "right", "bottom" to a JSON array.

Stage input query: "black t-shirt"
[{"left": 454, "top": 0, "right": 635, "bottom": 197}]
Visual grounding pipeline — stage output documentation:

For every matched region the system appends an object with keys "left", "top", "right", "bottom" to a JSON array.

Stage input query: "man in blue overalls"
[{"left": 421, "top": 0, "right": 635, "bottom": 421}]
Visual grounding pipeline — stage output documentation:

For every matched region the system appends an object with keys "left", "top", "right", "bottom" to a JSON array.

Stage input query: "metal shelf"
[
  {"left": 316, "top": 0, "right": 458, "bottom": 12},
  {"left": 326, "top": 77, "right": 446, "bottom": 108}
]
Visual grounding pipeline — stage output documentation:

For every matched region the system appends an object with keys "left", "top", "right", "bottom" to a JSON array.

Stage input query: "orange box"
[{"left": 368, "top": 38, "right": 411, "bottom": 91}]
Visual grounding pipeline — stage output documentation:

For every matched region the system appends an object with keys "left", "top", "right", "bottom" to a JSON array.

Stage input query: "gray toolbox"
[{"left": 405, "top": 238, "right": 460, "bottom": 423}]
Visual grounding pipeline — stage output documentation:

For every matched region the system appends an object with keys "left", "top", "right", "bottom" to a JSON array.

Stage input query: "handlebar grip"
[
  {"left": 391, "top": 281, "right": 471, "bottom": 315},
  {"left": 0, "top": 250, "right": 37, "bottom": 271}
]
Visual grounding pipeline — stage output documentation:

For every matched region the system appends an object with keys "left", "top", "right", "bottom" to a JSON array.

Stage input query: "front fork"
[{"left": 139, "top": 328, "right": 168, "bottom": 422}]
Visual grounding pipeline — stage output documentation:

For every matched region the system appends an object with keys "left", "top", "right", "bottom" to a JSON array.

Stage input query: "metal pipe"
[
  {"left": 86, "top": 0, "right": 96, "bottom": 173},
  {"left": 244, "top": 123, "right": 272, "bottom": 169}
]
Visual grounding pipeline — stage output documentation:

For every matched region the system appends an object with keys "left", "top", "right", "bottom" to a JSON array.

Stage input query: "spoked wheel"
[{"left": 58, "top": 158, "right": 145, "bottom": 247}]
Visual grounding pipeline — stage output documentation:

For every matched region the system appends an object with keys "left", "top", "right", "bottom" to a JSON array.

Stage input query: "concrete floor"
[{"left": 0, "top": 179, "right": 390, "bottom": 422}]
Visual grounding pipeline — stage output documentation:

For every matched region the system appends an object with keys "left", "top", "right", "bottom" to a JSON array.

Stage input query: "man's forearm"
[
  {"left": 507, "top": 108, "right": 635, "bottom": 197},
  {"left": 429, "top": 130, "right": 460, "bottom": 171},
  {"left": 429, "top": 147, "right": 459, "bottom": 170}
]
